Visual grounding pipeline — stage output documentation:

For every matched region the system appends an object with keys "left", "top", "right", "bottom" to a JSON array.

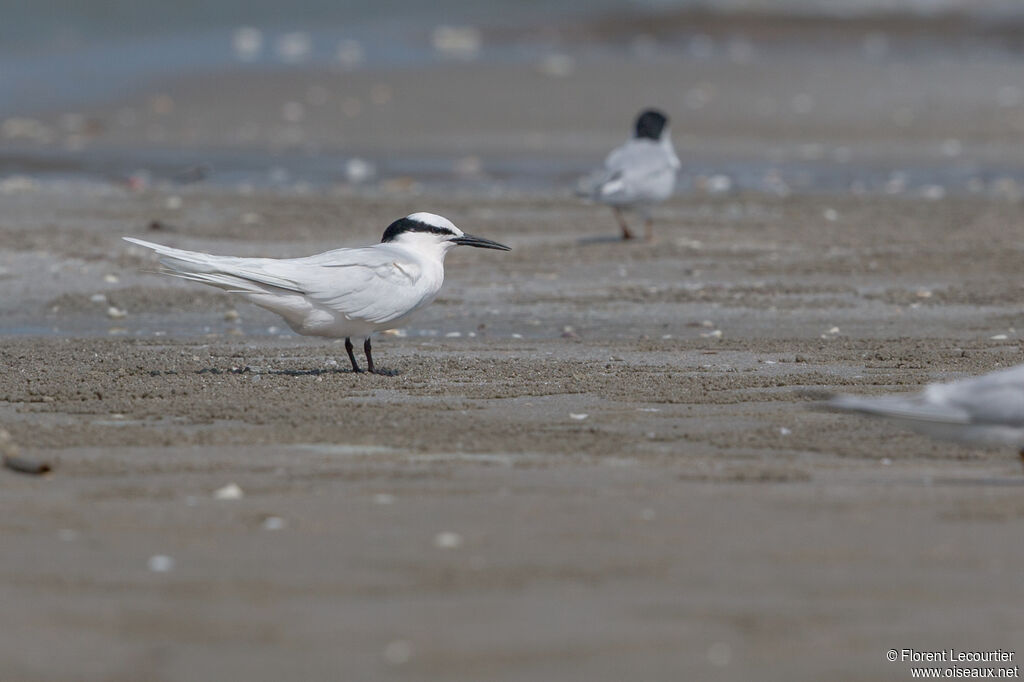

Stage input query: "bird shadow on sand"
[
  {"left": 258, "top": 366, "right": 402, "bottom": 377},
  {"left": 149, "top": 366, "right": 402, "bottom": 377},
  {"left": 576, "top": 235, "right": 630, "bottom": 246}
]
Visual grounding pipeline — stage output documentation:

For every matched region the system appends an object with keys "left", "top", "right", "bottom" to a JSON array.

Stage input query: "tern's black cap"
[
  {"left": 381, "top": 214, "right": 457, "bottom": 243},
  {"left": 634, "top": 109, "right": 669, "bottom": 140}
]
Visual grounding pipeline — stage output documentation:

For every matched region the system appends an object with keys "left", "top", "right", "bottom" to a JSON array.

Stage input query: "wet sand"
[
  {"left": 4, "top": 14, "right": 1024, "bottom": 680},
  {"left": 2, "top": 186, "right": 1024, "bottom": 681}
]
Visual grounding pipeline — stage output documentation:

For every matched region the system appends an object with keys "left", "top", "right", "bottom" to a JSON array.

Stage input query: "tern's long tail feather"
[
  {"left": 123, "top": 237, "right": 305, "bottom": 294},
  {"left": 825, "top": 394, "right": 969, "bottom": 425}
]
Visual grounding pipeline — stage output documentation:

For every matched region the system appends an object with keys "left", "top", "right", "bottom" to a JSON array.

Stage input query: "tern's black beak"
[{"left": 451, "top": 234, "right": 511, "bottom": 251}]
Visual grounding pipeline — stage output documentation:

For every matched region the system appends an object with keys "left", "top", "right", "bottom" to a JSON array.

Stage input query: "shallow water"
[{"left": 3, "top": 0, "right": 1023, "bottom": 117}]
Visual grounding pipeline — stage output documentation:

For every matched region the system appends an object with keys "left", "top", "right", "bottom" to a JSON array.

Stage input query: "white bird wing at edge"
[
  {"left": 827, "top": 362, "right": 1024, "bottom": 427},
  {"left": 938, "top": 363, "right": 1024, "bottom": 426},
  {"left": 826, "top": 393, "right": 972, "bottom": 424}
]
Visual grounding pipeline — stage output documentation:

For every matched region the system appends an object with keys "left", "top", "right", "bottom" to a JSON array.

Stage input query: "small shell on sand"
[
  {"left": 434, "top": 531, "right": 463, "bottom": 549},
  {"left": 213, "top": 482, "right": 244, "bottom": 500}
]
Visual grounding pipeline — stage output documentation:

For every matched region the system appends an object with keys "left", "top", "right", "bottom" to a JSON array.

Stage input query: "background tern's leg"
[
  {"left": 643, "top": 217, "right": 654, "bottom": 242},
  {"left": 613, "top": 207, "right": 634, "bottom": 240},
  {"left": 364, "top": 338, "right": 375, "bottom": 374},
  {"left": 344, "top": 337, "right": 361, "bottom": 373}
]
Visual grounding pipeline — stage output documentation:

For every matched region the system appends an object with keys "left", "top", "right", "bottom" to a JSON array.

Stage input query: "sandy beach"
[{"left": 3, "top": 4, "right": 1024, "bottom": 680}]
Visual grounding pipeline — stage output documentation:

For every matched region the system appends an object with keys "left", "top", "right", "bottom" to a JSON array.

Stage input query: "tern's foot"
[{"left": 620, "top": 230, "right": 636, "bottom": 241}]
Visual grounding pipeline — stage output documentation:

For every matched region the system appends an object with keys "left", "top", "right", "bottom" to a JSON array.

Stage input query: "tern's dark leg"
[
  {"left": 613, "top": 207, "right": 634, "bottom": 240},
  {"left": 345, "top": 337, "right": 361, "bottom": 372},
  {"left": 364, "top": 338, "right": 375, "bottom": 374},
  {"left": 643, "top": 217, "right": 654, "bottom": 242}
]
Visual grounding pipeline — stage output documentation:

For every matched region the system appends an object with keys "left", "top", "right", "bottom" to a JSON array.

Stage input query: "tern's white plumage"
[
  {"left": 827, "top": 363, "right": 1024, "bottom": 451},
  {"left": 577, "top": 108, "right": 680, "bottom": 241},
  {"left": 124, "top": 212, "right": 509, "bottom": 373}
]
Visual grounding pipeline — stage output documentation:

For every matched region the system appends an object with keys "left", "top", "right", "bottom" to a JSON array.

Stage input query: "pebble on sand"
[
  {"left": 262, "top": 516, "right": 286, "bottom": 531},
  {"left": 276, "top": 32, "right": 312, "bottom": 63},
  {"left": 434, "top": 531, "right": 463, "bottom": 549},
  {"left": 148, "top": 555, "right": 175, "bottom": 573},
  {"left": 213, "top": 482, "right": 244, "bottom": 500},
  {"left": 537, "top": 54, "right": 575, "bottom": 78},
  {"left": 569, "top": 413, "right": 589, "bottom": 421},
  {"left": 431, "top": 26, "right": 481, "bottom": 59},
  {"left": 345, "top": 158, "right": 375, "bottom": 183},
  {"left": 702, "top": 174, "right": 733, "bottom": 195},
  {"left": 336, "top": 40, "right": 365, "bottom": 69},
  {"left": 2, "top": 428, "right": 51, "bottom": 475},
  {"left": 106, "top": 306, "right": 127, "bottom": 319},
  {"left": 232, "top": 27, "right": 263, "bottom": 61}
]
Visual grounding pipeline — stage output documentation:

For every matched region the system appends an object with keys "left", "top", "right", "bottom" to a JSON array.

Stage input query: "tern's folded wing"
[
  {"left": 296, "top": 248, "right": 432, "bottom": 325},
  {"left": 592, "top": 140, "right": 679, "bottom": 202}
]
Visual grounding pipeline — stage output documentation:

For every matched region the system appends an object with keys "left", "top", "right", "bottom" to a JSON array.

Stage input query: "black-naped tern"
[{"left": 124, "top": 212, "right": 510, "bottom": 373}]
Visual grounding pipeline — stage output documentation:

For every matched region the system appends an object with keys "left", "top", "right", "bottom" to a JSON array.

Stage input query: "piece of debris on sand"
[{"left": 1, "top": 429, "right": 52, "bottom": 476}]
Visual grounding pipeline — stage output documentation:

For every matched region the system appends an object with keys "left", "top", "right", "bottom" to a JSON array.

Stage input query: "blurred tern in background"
[
  {"left": 125, "top": 212, "right": 510, "bottom": 373},
  {"left": 577, "top": 108, "right": 680, "bottom": 241},
  {"left": 825, "top": 362, "right": 1024, "bottom": 459}
]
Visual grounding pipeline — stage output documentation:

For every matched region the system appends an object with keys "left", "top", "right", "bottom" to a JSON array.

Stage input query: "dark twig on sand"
[{"left": 3, "top": 455, "right": 52, "bottom": 476}]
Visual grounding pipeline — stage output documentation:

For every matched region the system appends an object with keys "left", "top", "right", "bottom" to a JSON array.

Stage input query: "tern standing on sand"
[
  {"left": 124, "top": 213, "right": 510, "bottom": 373},
  {"left": 577, "top": 108, "right": 680, "bottom": 241},
  {"left": 825, "top": 362, "right": 1024, "bottom": 458}
]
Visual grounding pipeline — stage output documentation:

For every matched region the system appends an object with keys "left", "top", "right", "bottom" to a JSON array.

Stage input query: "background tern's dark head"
[
  {"left": 381, "top": 212, "right": 510, "bottom": 255},
  {"left": 634, "top": 109, "right": 669, "bottom": 141}
]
